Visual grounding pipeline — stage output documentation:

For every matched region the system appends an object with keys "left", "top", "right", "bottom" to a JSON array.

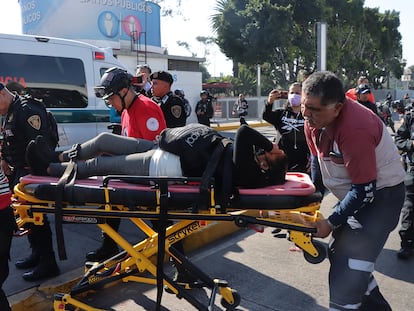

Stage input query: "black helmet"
[
  {"left": 200, "top": 90, "right": 209, "bottom": 96},
  {"left": 174, "top": 89, "right": 185, "bottom": 97},
  {"left": 94, "top": 67, "right": 132, "bottom": 100}
]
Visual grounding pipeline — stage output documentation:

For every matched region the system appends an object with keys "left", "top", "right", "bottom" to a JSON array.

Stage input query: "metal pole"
[
  {"left": 316, "top": 22, "right": 327, "bottom": 71},
  {"left": 256, "top": 64, "right": 261, "bottom": 97}
]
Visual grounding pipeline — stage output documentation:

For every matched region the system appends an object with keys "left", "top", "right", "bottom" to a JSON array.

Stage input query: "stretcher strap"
[
  {"left": 156, "top": 181, "right": 168, "bottom": 311},
  {"left": 197, "top": 139, "right": 232, "bottom": 212},
  {"left": 199, "top": 138, "right": 232, "bottom": 194},
  {"left": 55, "top": 161, "right": 77, "bottom": 260}
]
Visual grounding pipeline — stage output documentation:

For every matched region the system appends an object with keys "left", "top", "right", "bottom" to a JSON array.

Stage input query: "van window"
[{"left": 0, "top": 53, "right": 88, "bottom": 108}]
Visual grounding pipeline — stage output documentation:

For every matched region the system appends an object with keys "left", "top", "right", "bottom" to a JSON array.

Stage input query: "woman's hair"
[{"left": 264, "top": 154, "right": 289, "bottom": 185}]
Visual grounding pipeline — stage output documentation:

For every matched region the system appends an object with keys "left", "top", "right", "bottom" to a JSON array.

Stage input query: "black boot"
[
  {"left": 397, "top": 247, "right": 413, "bottom": 259},
  {"left": 34, "top": 135, "right": 60, "bottom": 163},
  {"left": 22, "top": 253, "right": 60, "bottom": 281},
  {"left": 25, "top": 140, "right": 49, "bottom": 176},
  {"left": 86, "top": 233, "right": 119, "bottom": 262},
  {"left": 15, "top": 251, "right": 40, "bottom": 270},
  {"left": 239, "top": 117, "right": 248, "bottom": 125}
]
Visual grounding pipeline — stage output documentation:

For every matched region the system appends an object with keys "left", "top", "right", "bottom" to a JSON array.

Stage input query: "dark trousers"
[
  {"left": 0, "top": 207, "right": 17, "bottom": 311},
  {"left": 399, "top": 168, "right": 414, "bottom": 248},
  {"left": 328, "top": 182, "right": 404, "bottom": 310},
  {"left": 9, "top": 167, "right": 54, "bottom": 258}
]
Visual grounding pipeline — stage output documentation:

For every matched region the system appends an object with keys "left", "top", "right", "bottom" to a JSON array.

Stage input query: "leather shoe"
[
  {"left": 15, "top": 253, "right": 39, "bottom": 270},
  {"left": 22, "top": 252, "right": 60, "bottom": 281},
  {"left": 397, "top": 247, "right": 413, "bottom": 260},
  {"left": 22, "top": 265, "right": 60, "bottom": 282},
  {"left": 86, "top": 244, "right": 119, "bottom": 262}
]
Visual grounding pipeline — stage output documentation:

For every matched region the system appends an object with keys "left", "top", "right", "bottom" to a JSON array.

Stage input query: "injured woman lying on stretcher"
[{"left": 26, "top": 124, "right": 288, "bottom": 190}]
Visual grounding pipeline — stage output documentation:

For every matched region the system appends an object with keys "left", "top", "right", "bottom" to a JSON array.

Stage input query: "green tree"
[
  {"left": 211, "top": 0, "right": 325, "bottom": 87},
  {"left": 326, "top": 2, "right": 404, "bottom": 88},
  {"left": 211, "top": 0, "right": 404, "bottom": 89}
]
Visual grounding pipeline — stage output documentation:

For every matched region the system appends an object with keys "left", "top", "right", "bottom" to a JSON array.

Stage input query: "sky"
[{"left": 0, "top": 0, "right": 413, "bottom": 76}]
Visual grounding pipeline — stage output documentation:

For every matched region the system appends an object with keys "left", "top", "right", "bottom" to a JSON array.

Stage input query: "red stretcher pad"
[{"left": 18, "top": 172, "right": 321, "bottom": 210}]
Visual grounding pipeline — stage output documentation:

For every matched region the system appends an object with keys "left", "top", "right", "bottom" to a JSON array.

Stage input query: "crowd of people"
[{"left": 0, "top": 67, "right": 412, "bottom": 311}]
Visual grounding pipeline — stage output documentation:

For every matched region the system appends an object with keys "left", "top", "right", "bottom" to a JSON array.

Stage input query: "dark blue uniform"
[
  {"left": 154, "top": 91, "right": 186, "bottom": 128},
  {"left": 195, "top": 98, "right": 214, "bottom": 127},
  {"left": 2, "top": 95, "right": 50, "bottom": 186},
  {"left": 395, "top": 109, "right": 414, "bottom": 258},
  {"left": 1, "top": 94, "right": 59, "bottom": 280}
]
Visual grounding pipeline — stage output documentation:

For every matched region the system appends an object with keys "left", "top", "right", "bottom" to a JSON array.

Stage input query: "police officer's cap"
[
  {"left": 94, "top": 67, "right": 132, "bottom": 100},
  {"left": 174, "top": 89, "right": 185, "bottom": 97},
  {"left": 150, "top": 71, "right": 173, "bottom": 85}
]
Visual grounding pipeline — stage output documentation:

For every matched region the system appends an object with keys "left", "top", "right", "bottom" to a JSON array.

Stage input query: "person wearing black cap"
[
  {"left": 356, "top": 84, "right": 380, "bottom": 116},
  {"left": 150, "top": 70, "right": 186, "bottom": 128},
  {"left": 0, "top": 82, "right": 60, "bottom": 281}
]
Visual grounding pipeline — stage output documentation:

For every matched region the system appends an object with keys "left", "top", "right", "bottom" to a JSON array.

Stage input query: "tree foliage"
[{"left": 211, "top": 0, "right": 404, "bottom": 90}]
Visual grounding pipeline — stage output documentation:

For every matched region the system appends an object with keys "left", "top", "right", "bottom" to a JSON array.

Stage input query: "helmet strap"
[{"left": 117, "top": 90, "right": 128, "bottom": 112}]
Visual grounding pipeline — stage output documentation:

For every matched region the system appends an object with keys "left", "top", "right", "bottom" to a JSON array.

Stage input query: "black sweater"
[{"left": 232, "top": 125, "right": 286, "bottom": 187}]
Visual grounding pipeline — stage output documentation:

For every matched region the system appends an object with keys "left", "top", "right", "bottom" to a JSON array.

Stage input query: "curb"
[
  {"left": 10, "top": 216, "right": 245, "bottom": 310},
  {"left": 211, "top": 120, "right": 270, "bottom": 131}
]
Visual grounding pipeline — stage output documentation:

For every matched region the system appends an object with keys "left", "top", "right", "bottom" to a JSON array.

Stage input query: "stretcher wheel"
[
  {"left": 303, "top": 240, "right": 327, "bottom": 264},
  {"left": 234, "top": 217, "right": 248, "bottom": 227},
  {"left": 220, "top": 290, "right": 241, "bottom": 310}
]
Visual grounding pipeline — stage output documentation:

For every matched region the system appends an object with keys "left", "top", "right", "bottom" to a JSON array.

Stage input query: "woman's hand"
[{"left": 267, "top": 89, "right": 281, "bottom": 105}]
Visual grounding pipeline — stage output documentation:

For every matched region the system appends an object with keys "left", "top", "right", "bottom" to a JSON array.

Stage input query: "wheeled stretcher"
[{"left": 13, "top": 172, "right": 326, "bottom": 311}]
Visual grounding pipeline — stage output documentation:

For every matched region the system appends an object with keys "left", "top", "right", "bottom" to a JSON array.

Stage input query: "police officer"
[
  {"left": 395, "top": 108, "right": 414, "bottom": 259},
  {"left": 174, "top": 89, "right": 192, "bottom": 119},
  {"left": 195, "top": 90, "right": 214, "bottom": 127},
  {"left": 150, "top": 71, "right": 186, "bottom": 128},
  {"left": 0, "top": 82, "right": 60, "bottom": 281}
]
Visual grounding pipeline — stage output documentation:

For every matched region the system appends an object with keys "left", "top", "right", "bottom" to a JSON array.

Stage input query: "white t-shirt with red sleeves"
[{"left": 305, "top": 98, "right": 404, "bottom": 200}]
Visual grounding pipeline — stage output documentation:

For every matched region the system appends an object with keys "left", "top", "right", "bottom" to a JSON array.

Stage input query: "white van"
[{"left": 0, "top": 33, "right": 127, "bottom": 148}]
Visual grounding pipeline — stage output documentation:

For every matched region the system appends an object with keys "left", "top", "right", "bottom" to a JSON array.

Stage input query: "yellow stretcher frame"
[{"left": 13, "top": 175, "right": 326, "bottom": 311}]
